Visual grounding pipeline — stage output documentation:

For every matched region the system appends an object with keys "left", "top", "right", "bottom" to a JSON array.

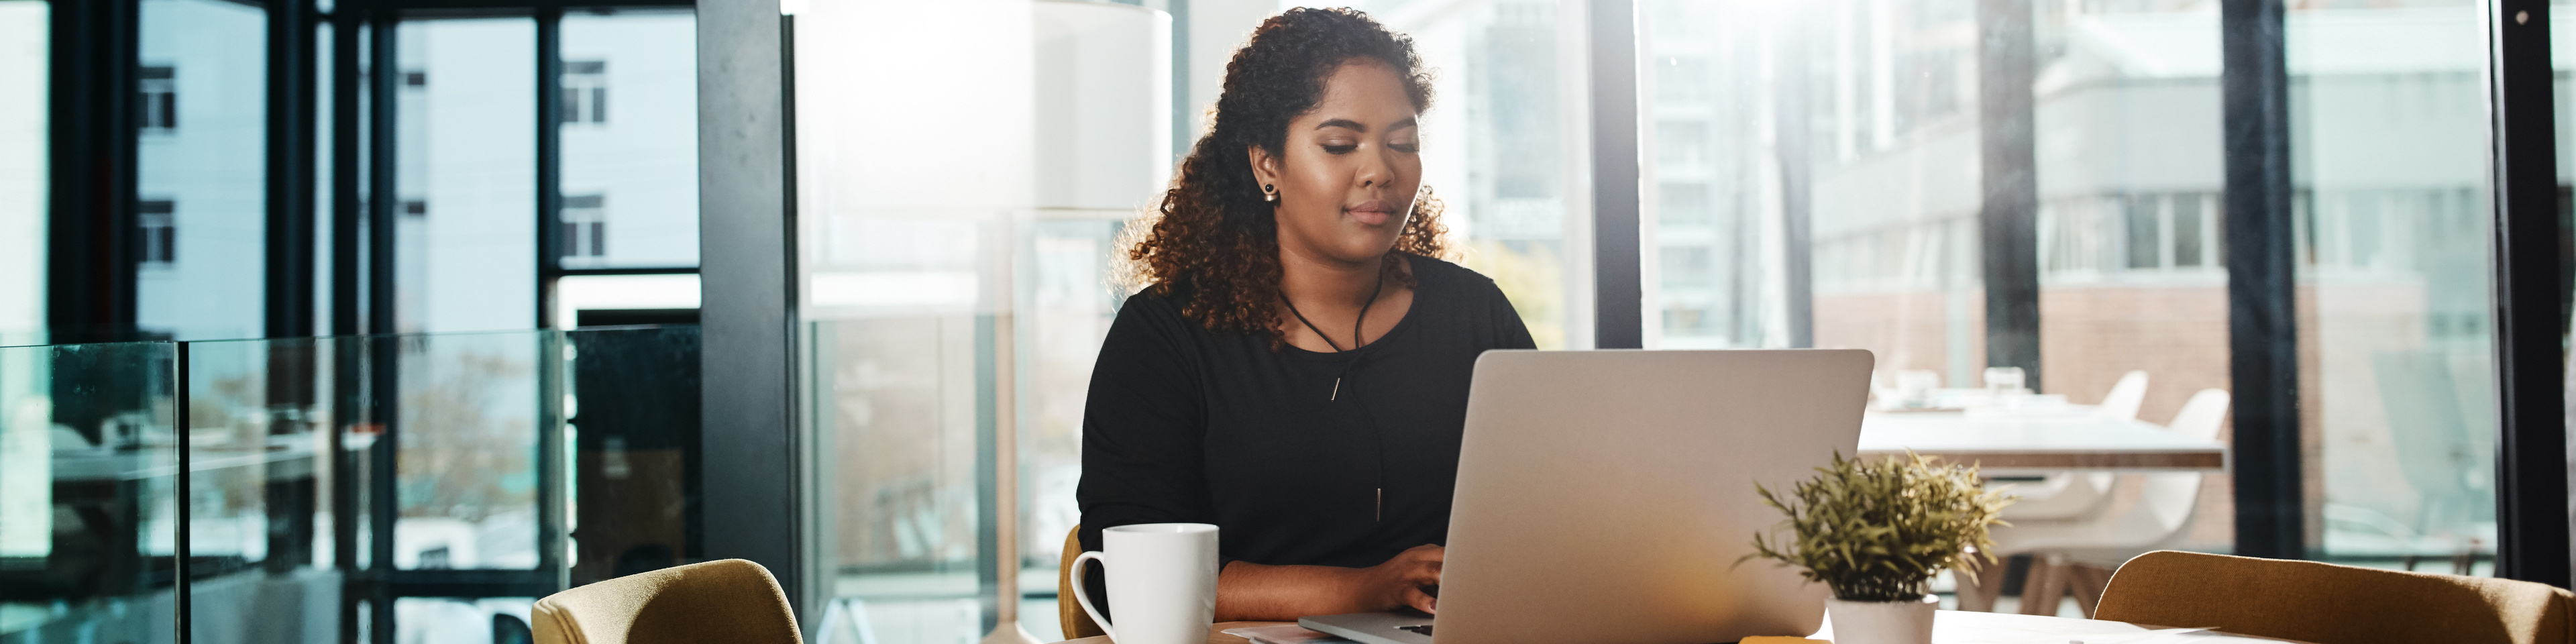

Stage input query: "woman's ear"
[{"left": 1246, "top": 146, "right": 1281, "bottom": 198}]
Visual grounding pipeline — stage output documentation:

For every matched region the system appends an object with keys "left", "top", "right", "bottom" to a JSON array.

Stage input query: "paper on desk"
[
  {"left": 2059, "top": 627, "right": 2222, "bottom": 644},
  {"left": 1221, "top": 625, "right": 1355, "bottom": 644}
]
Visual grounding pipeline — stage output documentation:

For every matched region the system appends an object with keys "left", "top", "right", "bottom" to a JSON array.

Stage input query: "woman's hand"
[
  {"left": 1212, "top": 544, "right": 1446, "bottom": 621},
  {"left": 1360, "top": 544, "right": 1443, "bottom": 614}
]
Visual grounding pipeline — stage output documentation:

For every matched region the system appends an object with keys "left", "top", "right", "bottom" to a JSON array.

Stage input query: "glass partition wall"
[{"left": 0, "top": 329, "right": 696, "bottom": 644}]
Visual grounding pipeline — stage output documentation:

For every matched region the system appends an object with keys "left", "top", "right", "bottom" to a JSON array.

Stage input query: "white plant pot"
[{"left": 1825, "top": 595, "right": 1936, "bottom": 644}]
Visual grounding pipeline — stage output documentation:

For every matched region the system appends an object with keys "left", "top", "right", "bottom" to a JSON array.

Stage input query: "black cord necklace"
[
  {"left": 1283, "top": 269, "right": 1394, "bottom": 521},
  {"left": 1282, "top": 270, "right": 1387, "bottom": 400}
]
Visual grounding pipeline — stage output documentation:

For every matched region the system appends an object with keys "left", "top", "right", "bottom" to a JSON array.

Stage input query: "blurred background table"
[{"left": 1860, "top": 411, "right": 2227, "bottom": 474}]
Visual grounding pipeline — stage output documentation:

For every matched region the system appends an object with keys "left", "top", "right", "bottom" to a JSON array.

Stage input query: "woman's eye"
[
  {"left": 1389, "top": 142, "right": 1419, "bottom": 154},
  {"left": 1322, "top": 144, "right": 1358, "bottom": 155}
]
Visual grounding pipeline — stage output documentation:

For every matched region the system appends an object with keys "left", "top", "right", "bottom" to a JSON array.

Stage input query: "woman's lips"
[{"left": 1346, "top": 200, "right": 1395, "bottom": 225}]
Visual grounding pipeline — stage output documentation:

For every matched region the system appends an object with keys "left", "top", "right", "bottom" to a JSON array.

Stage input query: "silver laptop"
[{"left": 1301, "top": 349, "right": 1874, "bottom": 644}]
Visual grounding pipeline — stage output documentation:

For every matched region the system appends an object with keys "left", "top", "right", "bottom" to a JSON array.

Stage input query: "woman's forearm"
[{"left": 1214, "top": 561, "right": 1379, "bottom": 621}]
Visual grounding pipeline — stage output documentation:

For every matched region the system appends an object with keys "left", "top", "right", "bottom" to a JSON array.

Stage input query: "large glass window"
[
  {"left": 1639, "top": 0, "right": 2240, "bottom": 614},
  {"left": 0, "top": 1, "right": 39, "bottom": 337},
  {"left": 1640, "top": 0, "right": 2012, "bottom": 370},
  {"left": 2293, "top": 0, "right": 2498, "bottom": 572},
  {"left": 558, "top": 9, "right": 698, "bottom": 272},
  {"left": 138, "top": 0, "right": 268, "bottom": 340},
  {"left": 315, "top": 19, "right": 335, "bottom": 338},
  {"left": 1343, "top": 0, "right": 1597, "bottom": 350},
  {"left": 1632, "top": 0, "right": 2522, "bottom": 615},
  {"left": 552, "top": 9, "right": 703, "bottom": 328},
  {"left": 397, "top": 17, "right": 537, "bottom": 333},
  {"left": 2561, "top": 1, "right": 2576, "bottom": 419}
]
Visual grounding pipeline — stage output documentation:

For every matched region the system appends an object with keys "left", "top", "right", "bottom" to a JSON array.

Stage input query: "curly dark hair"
[{"left": 1122, "top": 7, "right": 1448, "bottom": 339}]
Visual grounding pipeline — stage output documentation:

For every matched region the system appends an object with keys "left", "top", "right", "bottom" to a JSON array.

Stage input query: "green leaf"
[{"left": 1742, "top": 450, "right": 2018, "bottom": 602}]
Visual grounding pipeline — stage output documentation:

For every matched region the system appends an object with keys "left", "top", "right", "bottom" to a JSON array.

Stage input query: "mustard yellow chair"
[
  {"left": 532, "top": 558, "right": 803, "bottom": 644},
  {"left": 2097, "top": 550, "right": 2576, "bottom": 644},
  {"left": 1061, "top": 525, "right": 1108, "bottom": 640}
]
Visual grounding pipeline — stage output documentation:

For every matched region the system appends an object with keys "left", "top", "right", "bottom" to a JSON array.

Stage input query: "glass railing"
[
  {"left": 800, "top": 211, "right": 1138, "bottom": 644},
  {"left": 0, "top": 326, "right": 702, "bottom": 644},
  {"left": 807, "top": 316, "right": 1003, "bottom": 643},
  {"left": 0, "top": 339, "right": 180, "bottom": 644}
]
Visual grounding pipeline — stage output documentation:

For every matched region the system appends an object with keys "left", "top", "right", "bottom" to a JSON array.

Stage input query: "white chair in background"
[
  {"left": 1991, "top": 371, "right": 2149, "bottom": 522},
  {"left": 2094, "top": 370, "right": 2149, "bottom": 420},
  {"left": 1963, "top": 388, "right": 2230, "bottom": 617}
]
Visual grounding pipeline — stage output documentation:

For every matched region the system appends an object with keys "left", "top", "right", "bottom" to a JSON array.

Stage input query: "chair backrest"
[
  {"left": 532, "top": 559, "right": 802, "bottom": 644},
  {"left": 2123, "top": 388, "right": 2230, "bottom": 537},
  {"left": 1060, "top": 525, "right": 1106, "bottom": 640},
  {"left": 2096, "top": 370, "right": 2149, "bottom": 420},
  {"left": 2168, "top": 388, "right": 2229, "bottom": 441},
  {"left": 2097, "top": 550, "right": 2576, "bottom": 644}
]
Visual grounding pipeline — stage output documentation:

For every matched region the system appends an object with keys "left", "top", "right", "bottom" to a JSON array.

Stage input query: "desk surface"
[
  {"left": 1859, "top": 412, "right": 2228, "bottom": 472},
  {"left": 1052, "top": 612, "right": 2314, "bottom": 644}
]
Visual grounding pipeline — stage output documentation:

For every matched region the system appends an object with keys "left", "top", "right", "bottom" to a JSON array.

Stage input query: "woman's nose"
[{"left": 1356, "top": 150, "right": 1389, "bottom": 188}]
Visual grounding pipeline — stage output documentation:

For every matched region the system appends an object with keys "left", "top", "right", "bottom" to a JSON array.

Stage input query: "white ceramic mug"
[{"left": 1069, "top": 523, "right": 1220, "bottom": 644}]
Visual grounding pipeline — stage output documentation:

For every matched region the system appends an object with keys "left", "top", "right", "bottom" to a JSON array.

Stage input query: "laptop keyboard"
[{"left": 1397, "top": 625, "right": 1433, "bottom": 637}]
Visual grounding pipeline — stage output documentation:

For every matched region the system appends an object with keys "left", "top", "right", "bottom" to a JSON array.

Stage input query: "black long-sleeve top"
[{"left": 1077, "top": 254, "right": 1537, "bottom": 569}]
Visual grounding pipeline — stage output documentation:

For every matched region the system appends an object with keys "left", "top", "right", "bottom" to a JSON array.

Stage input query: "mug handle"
[{"left": 1069, "top": 550, "right": 1117, "bottom": 641}]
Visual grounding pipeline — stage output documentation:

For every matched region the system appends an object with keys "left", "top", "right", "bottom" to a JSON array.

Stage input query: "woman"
[{"left": 1078, "top": 7, "right": 1536, "bottom": 622}]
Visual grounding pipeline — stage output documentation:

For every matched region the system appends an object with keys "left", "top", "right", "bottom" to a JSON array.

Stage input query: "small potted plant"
[{"left": 1743, "top": 451, "right": 2012, "bottom": 644}]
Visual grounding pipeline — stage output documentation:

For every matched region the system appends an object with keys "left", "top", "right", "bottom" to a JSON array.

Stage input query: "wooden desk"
[
  {"left": 1845, "top": 610, "right": 2314, "bottom": 643},
  {"left": 1054, "top": 621, "right": 1281, "bottom": 644},
  {"left": 1051, "top": 611, "right": 2315, "bottom": 644},
  {"left": 1860, "top": 412, "right": 2228, "bottom": 473}
]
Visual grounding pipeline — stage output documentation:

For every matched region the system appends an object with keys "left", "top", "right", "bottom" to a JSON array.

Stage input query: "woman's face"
[{"left": 1250, "top": 60, "right": 1422, "bottom": 267}]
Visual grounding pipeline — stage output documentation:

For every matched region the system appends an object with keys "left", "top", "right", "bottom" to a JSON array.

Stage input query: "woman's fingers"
[
  {"left": 1373, "top": 545, "right": 1447, "bottom": 613},
  {"left": 1407, "top": 562, "right": 1441, "bottom": 585},
  {"left": 1406, "top": 545, "right": 1443, "bottom": 585},
  {"left": 1404, "top": 585, "right": 1438, "bottom": 614}
]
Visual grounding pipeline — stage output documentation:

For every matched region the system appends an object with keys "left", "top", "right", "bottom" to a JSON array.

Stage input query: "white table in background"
[
  {"left": 1831, "top": 610, "right": 2317, "bottom": 643},
  {"left": 1858, "top": 411, "right": 2228, "bottom": 474}
]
